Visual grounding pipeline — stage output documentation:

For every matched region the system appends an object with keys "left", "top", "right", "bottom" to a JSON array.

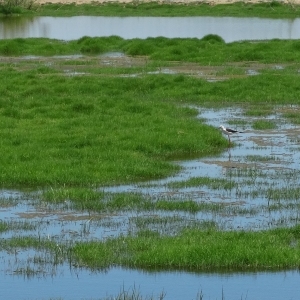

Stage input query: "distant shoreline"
[{"left": 36, "top": 0, "right": 299, "bottom": 6}]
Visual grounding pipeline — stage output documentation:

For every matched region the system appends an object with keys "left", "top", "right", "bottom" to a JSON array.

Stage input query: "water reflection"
[
  {"left": 1, "top": 262, "right": 300, "bottom": 300},
  {"left": 1, "top": 16, "right": 300, "bottom": 42}
]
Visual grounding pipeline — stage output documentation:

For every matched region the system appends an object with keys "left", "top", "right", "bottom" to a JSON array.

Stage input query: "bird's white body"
[{"left": 219, "top": 125, "right": 239, "bottom": 136}]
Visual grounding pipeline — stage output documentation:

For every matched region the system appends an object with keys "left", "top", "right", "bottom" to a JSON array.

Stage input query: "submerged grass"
[
  {"left": 40, "top": 188, "right": 224, "bottom": 213},
  {"left": 0, "top": 220, "right": 37, "bottom": 232},
  {"left": 0, "top": 221, "right": 7, "bottom": 232},
  {"left": 252, "top": 120, "right": 277, "bottom": 130},
  {"left": 267, "top": 187, "right": 300, "bottom": 201},
  {"left": 282, "top": 112, "right": 300, "bottom": 125},
  {"left": 167, "top": 176, "right": 236, "bottom": 190}
]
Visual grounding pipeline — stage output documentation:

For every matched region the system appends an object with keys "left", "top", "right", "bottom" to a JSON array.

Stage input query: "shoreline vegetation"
[{"left": 1, "top": 0, "right": 300, "bottom": 17}]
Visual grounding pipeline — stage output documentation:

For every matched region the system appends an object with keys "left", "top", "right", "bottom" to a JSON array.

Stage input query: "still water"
[
  {"left": 1, "top": 16, "right": 300, "bottom": 42},
  {"left": 1, "top": 264, "right": 300, "bottom": 300}
]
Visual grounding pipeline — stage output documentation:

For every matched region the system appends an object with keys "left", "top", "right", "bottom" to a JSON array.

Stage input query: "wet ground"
[
  {"left": 1, "top": 105, "right": 300, "bottom": 299},
  {"left": 0, "top": 53, "right": 293, "bottom": 82}
]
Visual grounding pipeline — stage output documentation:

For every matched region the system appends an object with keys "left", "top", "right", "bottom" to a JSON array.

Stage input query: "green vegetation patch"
[
  {"left": 0, "top": 221, "right": 7, "bottom": 233},
  {"left": 282, "top": 111, "right": 300, "bottom": 125},
  {"left": 167, "top": 176, "right": 236, "bottom": 190},
  {"left": 267, "top": 187, "right": 300, "bottom": 201},
  {"left": 2, "top": 37, "right": 300, "bottom": 65},
  {"left": 0, "top": 38, "right": 300, "bottom": 189},
  {"left": 10, "top": 2, "right": 300, "bottom": 18},
  {"left": 0, "top": 220, "right": 37, "bottom": 232},
  {"left": 0, "top": 67, "right": 226, "bottom": 187},
  {"left": 40, "top": 188, "right": 224, "bottom": 213},
  {"left": 73, "top": 226, "right": 300, "bottom": 271},
  {"left": 252, "top": 120, "right": 277, "bottom": 130}
]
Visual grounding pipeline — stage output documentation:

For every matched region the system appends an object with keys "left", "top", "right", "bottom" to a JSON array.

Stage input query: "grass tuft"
[
  {"left": 73, "top": 226, "right": 300, "bottom": 271},
  {"left": 252, "top": 120, "right": 277, "bottom": 130}
]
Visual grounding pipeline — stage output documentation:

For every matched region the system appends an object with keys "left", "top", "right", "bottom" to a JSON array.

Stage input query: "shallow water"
[
  {"left": 1, "top": 106, "right": 300, "bottom": 299},
  {"left": 1, "top": 16, "right": 300, "bottom": 42},
  {"left": 102, "top": 106, "right": 300, "bottom": 230},
  {"left": 1, "top": 263, "right": 300, "bottom": 300}
]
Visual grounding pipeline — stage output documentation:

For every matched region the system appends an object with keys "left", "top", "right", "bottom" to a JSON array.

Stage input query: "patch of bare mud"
[
  {"left": 0, "top": 55, "right": 294, "bottom": 81},
  {"left": 16, "top": 210, "right": 108, "bottom": 221}
]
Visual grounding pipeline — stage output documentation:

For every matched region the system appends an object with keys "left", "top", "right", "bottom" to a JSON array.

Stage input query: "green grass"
[
  {"left": 267, "top": 187, "right": 300, "bottom": 201},
  {"left": 3, "top": 37, "right": 300, "bottom": 65},
  {"left": 73, "top": 226, "right": 300, "bottom": 271},
  {"left": 167, "top": 176, "right": 236, "bottom": 190},
  {"left": 0, "top": 65, "right": 227, "bottom": 187},
  {"left": 1, "top": 37, "right": 300, "bottom": 187},
  {"left": 227, "top": 119, "right": 248, "bottom": 126},
  {"left": 15, "top": 2, "right": 300, "bottom": 18},
  {"left": 282, "top": 111, "right": 300, "bottom": 124},
  {"left": 1, "top": 34, "right": 300, "bottom": 277},
  {"left": 246, "top": 155, "right": 278, "bottom": 162},
  {"left": 244, "top": 107, "right": 273, "bottom": 117},
  {"left": 252, "top": 120, "right": 277, "bottom": 129},
  {"left": 0, "top": 220, "right": 37, "bottom": 232},
  {"left": 0, "top": 221, "right": 7, "bottom": 232},
  {"left": 40, "top": 187, "right": 225, "bottom": 213}
]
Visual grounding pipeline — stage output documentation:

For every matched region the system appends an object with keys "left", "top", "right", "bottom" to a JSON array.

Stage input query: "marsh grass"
[
  {"left": 131, "top": 216, "right": 218, "bottom": 235},
  {"left": 73, "top": 226, "right": 300, "bottom": 271},
  {"left": 3, "top": 38, "right": 300, "bottom": 65},
  {"left": 244, "top": 108, "right": 273, "bottom": 117},
  {"left": 246, "top": 155, "right": 279, "bottom": 162},
  {"left": 167, "top": 177, "right": 236, "bottom": 190},
  {"left": 282, "top": 112, "right": 300, "bottom": 124},
  {"left": 103, "top": 286, "right": 166, "bottom": 300},
  {"left": 40, "top": 188, "right": 226, "bottom": 214},
  {"left": 267, "top": 187, "right": 300, "bottom": 201},
  {"left": 3, "top": 54, "right": 296, "bottom": 188},
  {"left": 0, "top": 66, "right": 226, "bottom": 187},
  {"left": 252, "top": 120, "right": 277, "bottom": 130},
  {"left": 0, "top": 220, "right": 37, "bottom": 232},
  {"left": 17, "top": 2, "right": 300, "bottom": 18},
  {"left": 2, "top": 35, "right": 300, "bottom": 279},
  {"left": 0, "top": 221, "right": 7, "bottom": 232},
  {"left": 227, "top": 119, "right": 248, "bottom": 126}
]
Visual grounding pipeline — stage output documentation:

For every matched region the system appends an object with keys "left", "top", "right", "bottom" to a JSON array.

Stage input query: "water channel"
[{"left": 1, "top": 16, "right": 300, "bottom": 42}]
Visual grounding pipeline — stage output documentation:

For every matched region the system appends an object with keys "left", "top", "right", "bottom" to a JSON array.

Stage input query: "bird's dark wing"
[{"left": 225, "top": 128, "right": 239, "bottom": 133}]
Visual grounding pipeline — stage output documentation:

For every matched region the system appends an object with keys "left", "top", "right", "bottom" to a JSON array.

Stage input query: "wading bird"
[{"left": 219, "top": 125, "right": 243, "bottom": 145}]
